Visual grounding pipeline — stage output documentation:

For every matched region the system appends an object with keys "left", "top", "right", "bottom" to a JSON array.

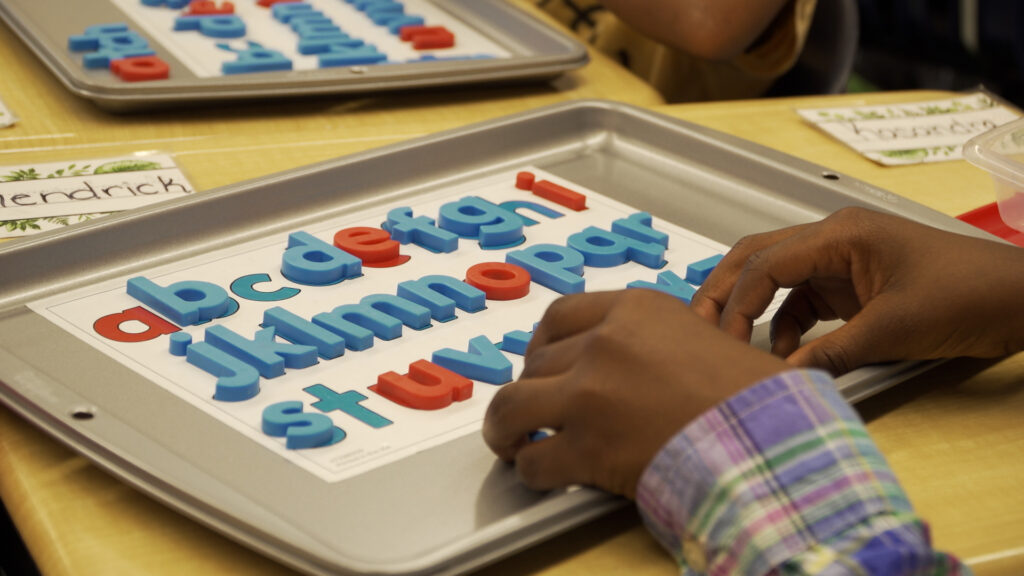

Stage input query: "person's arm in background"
[{"left": 597, "top": 0, "right": 792, "bottom": 60}]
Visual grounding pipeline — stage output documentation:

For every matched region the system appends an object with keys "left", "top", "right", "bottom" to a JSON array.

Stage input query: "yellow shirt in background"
[{"left": 535, "top": 0, "right": 817, "bottom": 102}]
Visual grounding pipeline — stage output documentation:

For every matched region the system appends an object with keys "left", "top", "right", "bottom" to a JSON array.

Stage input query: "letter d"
[{"left": 281, "top": 231, "right": 362, "bottom": 286}]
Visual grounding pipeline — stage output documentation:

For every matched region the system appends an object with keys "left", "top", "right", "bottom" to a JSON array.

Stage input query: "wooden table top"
[{"left": 1, "top": 4, "right": 1022, "bottom": 572}]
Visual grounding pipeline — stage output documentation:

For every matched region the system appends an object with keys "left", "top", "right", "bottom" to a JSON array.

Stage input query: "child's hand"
[
  {"left": 691, "top": 207, "right": 1024, "bottom": 374},
  {"left": 482, "top": 289, "right": 787, "bottom": 498}
]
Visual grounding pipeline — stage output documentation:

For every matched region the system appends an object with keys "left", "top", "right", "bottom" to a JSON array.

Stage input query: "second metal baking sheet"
[{"left": 0, "top": 0, "right": 588, "bottom": 111}]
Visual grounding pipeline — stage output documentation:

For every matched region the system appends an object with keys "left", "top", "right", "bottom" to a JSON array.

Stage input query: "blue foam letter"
[
  {"left": 231, "top": 273, "right": 300, "bottom": 302},
  {"left": 281, "top": 231, "right": 362, "bottom": 286},
  {"left": 627, "top": 270, "right": 696, "bottom": 304},
  {"left": 319, "top": 45, "right": 387, "bottom": 66},
  {"left": 271, "top": 2, "right": 316, "bottom": 22},
  {"left": 383, "top": 207, "right": 458, "bottom": 253},
  {"left": 611, "top": 212, "right": 669, "bottom": 247},
  {"left": 262, "top": 307, "right": 346, "bottom": 359},
  {"left": 305, "top": 384, "right": 392, "bottom": 429},
  {"left": 69, "top": 25, "right": 155, "bottom": 68},
  {"left": 432, "top": 335, "right": 513, "bottom": 384},
  {"left": 437, "top": 196, "right": 525, "bottom": 248},
  {"left": 262, "top": 401, "right": 340, "bottom": 449},
  {"left": 567, "top": 226, "right": 666, "bottom": 268},
  {"left": 312, "top": 303, "right": 403, "bottom": 350},
  {"left": 127, "top": 276, "right": 230, "bottom": 326},
  {"left": 497, "top": 200, "right": 563, "bottom": 226},
  {"left": 174, "top": 15, "right": 246, "bottom": 38},
  {"left": 186, "top": 341, "right": 260, "bottom": 402},
  {"left": 499, "top": 330, "right": 533, "bottom": 356},
  {"left": 204, "top": 325, "right": 319, "bottom": 378},
  {"left": 169, "top": 332, "right": 192, "bottom": 356},
  {"left": 360, "top": 294, "right": 431, "bottom": 330},
  {"left": 505, "top": 244, "right": 585, "bottom": 294},
  {"left": 686, "top": 254, "right": 724, "bottom": 286},
  {"left": 222, "top": 43, "right": 292, "bottom": 74},
  {"left": 396, "top": 275, "right": 486, "bottom": 322}
]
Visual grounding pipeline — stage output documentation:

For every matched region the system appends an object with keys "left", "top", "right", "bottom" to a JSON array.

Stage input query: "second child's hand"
[{"left": 691, "top": 207, "right": 1024, "bottom": 374}]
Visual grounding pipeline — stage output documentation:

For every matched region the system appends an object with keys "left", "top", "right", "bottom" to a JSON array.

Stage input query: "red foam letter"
[
  {"left": 465, "top": 262, "right": 531, "bottom": 300},
  {"left": 371, "top": 360, "right": 472, "bottom": 410},
  {"left": 111, "top": 56, "right": 170, "bottom": 82},
  {"left": 185, "top": 0, "right": 235, "bottom": 15},
  {"left": 94, "top": 306, "right": 180, "bottom": 343},
  {"left": 532, "top": 179, "right": 587, "bottom": 211},
  {"left": 515, "top": 171, "right": 535, "bottom": 191},
  {"left": 333, "top": 226, "right": 410, "bottom": 268},
  {"left": 399, "top": 25, "right": 456, "bottom": 49},
  {"left": 413, "top": 31, "right": 454, "bottom": 50}
]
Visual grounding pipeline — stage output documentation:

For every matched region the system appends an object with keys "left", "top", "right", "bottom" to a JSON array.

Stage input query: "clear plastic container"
[{"left": 964, "top": 116, "right": 1024, "bottom": 233}]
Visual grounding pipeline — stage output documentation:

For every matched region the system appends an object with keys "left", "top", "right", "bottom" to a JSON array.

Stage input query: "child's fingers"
[
  {"left": 769, "top": 285, "right": 838, "bottom": 358},
  {"left": 526, "top": 292, "right": 620, "bottom": 355},
  {"left": 718, "top": 224, "right": 858, "bottom": 341},
  {"left": 787, "top": 303, "right": 900, "bottom": 374},
  {"left": 519, "top": 332, "right": 586, "bottom": 379},
  {"left": 483, "top": 375, "right": 568, "bottom": 462},
  {"left": 770, "top": 291, "right": 813, "bottom": 359},
  {"left": 691, "top": 225, "right": 806, "bottom": 325},
  {"left": 508, "top": 433, "right": 582, "bottom": 492}
]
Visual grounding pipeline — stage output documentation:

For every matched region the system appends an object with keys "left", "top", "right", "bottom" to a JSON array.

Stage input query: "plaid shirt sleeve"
[{"left": 636, "top": 369, "right": 971, "bottom": 575}]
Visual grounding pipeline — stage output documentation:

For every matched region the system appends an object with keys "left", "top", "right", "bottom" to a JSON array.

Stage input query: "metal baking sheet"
[
  {"left": 0, "top": 0, "right": 587, "bottom": 111},
  {"left": 0, "top": 100, "right": 992, "bottom": 575}
]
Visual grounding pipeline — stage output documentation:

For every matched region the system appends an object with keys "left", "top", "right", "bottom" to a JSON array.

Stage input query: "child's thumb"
[{"left": 786, "top": 311, "right": 892, "bottom": 375}]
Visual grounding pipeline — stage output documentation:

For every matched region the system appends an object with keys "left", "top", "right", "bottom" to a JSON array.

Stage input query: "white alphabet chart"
[{"left": 30, "top": 167, "right": 781, "bottom": 483}]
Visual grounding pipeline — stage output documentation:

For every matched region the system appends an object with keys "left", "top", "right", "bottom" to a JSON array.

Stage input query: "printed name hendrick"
[{"left": 0, "top": 175, "right": 192, "bottom": 208}]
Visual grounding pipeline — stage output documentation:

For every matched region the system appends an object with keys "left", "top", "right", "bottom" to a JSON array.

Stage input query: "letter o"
[{"left": 464, "top": 262, "right": 530, "bottom": 301}]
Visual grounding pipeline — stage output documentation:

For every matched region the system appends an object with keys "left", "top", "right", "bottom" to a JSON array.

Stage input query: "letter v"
[{"left": 431, "top": 335, "right": 512, "bottom": 384}]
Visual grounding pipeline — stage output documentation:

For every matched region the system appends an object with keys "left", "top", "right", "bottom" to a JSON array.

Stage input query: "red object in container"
[{"left": 957, "top": 202, "right": 1024, "bottom": 247}]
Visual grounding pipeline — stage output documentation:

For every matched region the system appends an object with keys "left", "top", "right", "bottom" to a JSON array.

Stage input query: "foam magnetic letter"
[
  {"left": 397, "top": 275, "right": 486, "bottom": 322},
  {"left": 372, "top": 360, "right": 473, "bottom": 410},
  {"left": 204, "top": 325, "right": 318, "bottom": 378},
  {"left": 382, "top": 207, "right": 458, "bottom": 253},
  {"left": 127, "top": 276, "right": 230, "bottom": 326},
  {"left": 305, "top": 384, "right": 392, "bottom": 428},
  {"left": 437, "top": 196, "right": 525, "bottom": 248},
  {"left": 567, "top": 226, "right": 666, "bottom": 268},
  {"left": 505, "top": 244, "right": 585, "bottom": 295},
  {"left": 432, "top": 335, "right": 512, "bottom": 384},
  {"left": 187, "top": 341, "right": 260, "bottom": 402},
  {"left": 93, "top": 306, "right": 180, "bottom": 342},
  {"left": 280, "top": 231, "right": 362, "bottom": 286},
  {"left": 262, "top": 307, "right": 346, "bottom": 359},
  {"left": 627, "top": 270, "right": 696, "bottom": 304},
  {"left": 262, "top": 401, "right": 339, "bottom": 449}
]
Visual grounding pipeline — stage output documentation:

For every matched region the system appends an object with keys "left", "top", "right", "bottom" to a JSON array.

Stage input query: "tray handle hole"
[
  {"left": 70, "top": 407, "right": 96, "bottom": 421},
  {"left": 822, "top": 172, "right": 840, "bottom": 181}
]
